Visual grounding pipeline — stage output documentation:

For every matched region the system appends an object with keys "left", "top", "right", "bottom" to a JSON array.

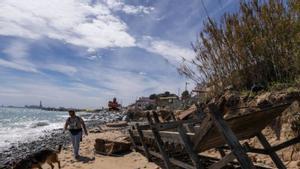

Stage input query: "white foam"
[{"left": 0, "top": 121, "right": 64, "bottom": 151}]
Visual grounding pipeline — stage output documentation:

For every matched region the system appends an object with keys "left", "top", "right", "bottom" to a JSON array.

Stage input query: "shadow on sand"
[{"left": 76, "top": 155, "right": 95, "bottom": 163}]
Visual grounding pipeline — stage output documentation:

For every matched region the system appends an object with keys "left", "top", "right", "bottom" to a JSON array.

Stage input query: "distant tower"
[{"left": 39, "top": 101, "right": 43, "bottom": 108}]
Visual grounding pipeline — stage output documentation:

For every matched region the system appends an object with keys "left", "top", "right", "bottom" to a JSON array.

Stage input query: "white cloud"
[
  {"left": 0, "top": 41, "right": 38, "bottom": 73},
  {"left": 45, "top": 64, "right": 78, "bottom": 76},
  {"left": 139, "top": 72, "right": 146, "bottom": 75},
  {"left": 0, "top": 59, "right": 186, "bottom": 107},
  {"left": 138, "top": 36, "right": 194, "bottom": 64},
  {"left": 0, "top": 59, "right": 38, "bottom": 73},
  {"left": 78, "top": 65, "right": 184, "bottom": 105},
  {"left": 3, "top": 41, "right": 29, "bottom": 59},
  {"left": 87, "top": 48, "right": 96, "bottom": 53},
  {"left": 103, "top": 0, "right": 154, "bottom": 14},
  {"left": 87, "top": 55, "right": 102, "bottom": 60},
  {"left": 0, "top": 81, "right": 106, "bottom": 108},
  {"left": 0, "top": 0, "right": 136, "bottom": 49}
]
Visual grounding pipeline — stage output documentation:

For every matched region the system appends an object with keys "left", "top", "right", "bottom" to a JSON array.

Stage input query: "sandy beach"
[{"left": 42, "top": 131, "right": 160, "bottom": 169}]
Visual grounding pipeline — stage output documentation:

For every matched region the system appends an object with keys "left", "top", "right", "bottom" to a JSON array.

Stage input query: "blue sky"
[{"left": 0, "top": 0, "right": 238, "bottom": 108}]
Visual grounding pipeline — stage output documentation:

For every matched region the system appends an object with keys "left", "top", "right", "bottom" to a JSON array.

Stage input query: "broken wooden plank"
[
  {"left": 135, "top": 123, "right": 152, "bottom": 161},
  {"left": 256, "top": 132, "right": 286, "bottom": 169},
  {"left": 272, "top": 135, "right": 300, "bottom": 152},
  {"left": 177, "top": 123, "right": 204, "bottom": 169},
  {"left": 136, "top": 146, "right": 195, "bottom": 169},
  {"left": 208, "top": 152, "right": 236, "bottom": 169},
  {"left": 132, "top": 130, "right": 194, "bottom": 144},
  {"left": 128, "top": 129, "right": 137, "bottom": 151},
  {"left": 193, "top": 115, "right": 213, "bottom": 150},
  {"left": 194, "top": 103, "right": 289, "bottom": 152},
  {"left": 208, "top": 103, "right": 256, "bottom": 169},
  {"left": 147, "top": 113, "right": 172, "bottom": 169}
]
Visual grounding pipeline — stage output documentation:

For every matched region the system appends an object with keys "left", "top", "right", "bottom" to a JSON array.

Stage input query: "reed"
[{"left": 179, "top": 0, "right": 300, "bottom": 92}]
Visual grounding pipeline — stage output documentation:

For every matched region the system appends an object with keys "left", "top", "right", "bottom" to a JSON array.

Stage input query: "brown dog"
[{"left": 12, "top": 145, "right": 62, "bottom": 169}]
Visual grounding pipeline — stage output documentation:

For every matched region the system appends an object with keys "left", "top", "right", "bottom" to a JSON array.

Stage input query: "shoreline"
[
  {"left": 0, "top": 111, "right": 124, "bottom": 168},
  {"left": 0, "top": 123, "right": 160, "bottom": 169}
]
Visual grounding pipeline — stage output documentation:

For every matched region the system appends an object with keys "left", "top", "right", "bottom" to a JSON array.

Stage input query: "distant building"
[
  {"left": 25, "top": 101, "right": 43, "bottom": 109},
  {"left": 135, "top": 97, "right": 156, "bottom": 110},
  {"left": 156, "top": 96, "right": 179, "bottom": 108}
]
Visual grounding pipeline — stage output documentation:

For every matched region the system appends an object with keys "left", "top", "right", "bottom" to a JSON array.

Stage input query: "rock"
[
  {"left": 282, "top": 149, "right": 293, "bottom": 161},
  {"left": 223, "top": 90, "right": 240, "bottom": 107},
  {"left": 287, "top": 161, "right": 299, "bottom": 169},
  {"left": 89, "top": 128, "right": 101, "bottom": 133},
  {"left": 256, "top": 92, "right": 272, "bottom": 108}
]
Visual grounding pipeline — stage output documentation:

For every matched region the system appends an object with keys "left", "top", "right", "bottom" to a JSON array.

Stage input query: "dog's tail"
[{"left": 57, "top": 145, "right": 63, "bottom": 153}]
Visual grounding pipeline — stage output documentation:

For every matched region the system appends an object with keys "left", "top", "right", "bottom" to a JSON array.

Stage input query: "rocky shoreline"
[{"left": 0, "top": 111, "right": 125, "bottom": 169}]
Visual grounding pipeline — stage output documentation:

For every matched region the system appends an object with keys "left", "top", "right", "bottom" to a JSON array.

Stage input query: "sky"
[{"left": 0, "top": 0, "right": 239, "bottom": 108}]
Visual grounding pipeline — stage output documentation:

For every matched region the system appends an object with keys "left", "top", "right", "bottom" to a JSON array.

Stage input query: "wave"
[
  {"left": 30, "top": 121, "right": 50, "bottom": 128},
  {"left": 0, "top": 122, "right": 64, "bottom": 151}
]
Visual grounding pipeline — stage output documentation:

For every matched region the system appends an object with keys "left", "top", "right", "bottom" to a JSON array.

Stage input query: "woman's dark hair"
[{"left": 68, "top": 110, "right": 75, "bottom": 114}]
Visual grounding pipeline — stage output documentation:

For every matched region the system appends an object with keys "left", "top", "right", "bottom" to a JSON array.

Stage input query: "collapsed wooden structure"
[{"left": 128, "top": 102, "right": 300, "bottom": 169}]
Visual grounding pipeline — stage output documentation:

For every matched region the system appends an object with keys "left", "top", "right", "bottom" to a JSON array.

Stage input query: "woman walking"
[{"left": 63, "top": 110, "right": 88, "bottom": 159}]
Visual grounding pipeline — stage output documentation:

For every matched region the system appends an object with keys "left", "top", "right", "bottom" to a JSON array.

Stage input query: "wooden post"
[
  {"left": 177, "top": 124, "right": 204, "bottom": 169},
  {"left": 208, "top": 104, "right": 256, "bottom": 169},
  {"left": 128, "top": 129, "right": 137, "bottom": 151},
  {"left": 185, "top": 123, "right": 195, "bottom": 133},
  {"left": 216, "top": 147, "right": 226, "bottom": 157},
  {"left": 208, "top": 152, "right": 236, "bottom": 169},
  {"left": 147, "top": 112, "right": 172, "bottom": 169},
  {"left": 152, "top": 111, "right": 161, "bottom": 123},
  {"left": 170, "top": 111, "right": 176, "bottom": 121},
  {"left": 256, "top": 132, "right": 286, "bottom": 169},
  {"left": 135, "top": 123, "right": 152, "bottom": 161}
]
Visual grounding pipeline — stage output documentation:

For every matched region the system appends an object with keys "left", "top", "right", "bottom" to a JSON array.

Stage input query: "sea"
[{"left": 0, "top": 107, "right": 116, "bottom": 152}]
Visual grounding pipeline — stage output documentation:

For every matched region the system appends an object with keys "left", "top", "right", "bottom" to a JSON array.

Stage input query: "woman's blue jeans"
[{"left": 70, "top": 131, "right": 82, "bottom": 157}]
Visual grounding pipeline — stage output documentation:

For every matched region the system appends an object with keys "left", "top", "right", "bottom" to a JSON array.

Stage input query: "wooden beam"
[
  {"left": 136, "top": 124, "right": 150, "bottom": 130},
  {"left": 246, "top": 147, "right": 269, "bottom": 155},
  {"left": 147, "top": 113, "right": 172, "bottom": 169},
  {"left": 144, "top": 147, "right": 195, "bottom": 169},
  {"left": 208, "top": 152, "right": 236, "bottom": 169},
  {"left": 128, "top": 129, "right": 137, "bottom": 151},
  {"left": 132, "top": 129, "right": 195, "bottom": 144},
  {"left": 177, "top": 124, "right": 205, "bottom": 169},
  {"left": 193, "top": 115, "right": 213, "bottom": 150},
  {"left": 215, "top": 147, "right": 226, "bottom": 157},
  {"left": 208, "top": 104, "right": 256, "bottom": 169},
  {"left": 256, "top": 132, "right": 286, "bottom": 169},
  {"left": 272, "top": 135, "right": 300, "bottom": 152},
  {"left": 137, "top": 118, "right": 202, "bottom": 131},
  {"left": 184, "top": 123, "right": 196, "bottom": 133},
  {"left": 135, "top": 123, "right": 152, "bottom": 161}
]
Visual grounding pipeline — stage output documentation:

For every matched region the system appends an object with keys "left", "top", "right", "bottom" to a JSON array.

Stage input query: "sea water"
[
  {"left": 0, "top": 107, "right": 124, "bottom": 153},
  {"left": 0, "top": 107, "right": 82, "bottom": 151}
]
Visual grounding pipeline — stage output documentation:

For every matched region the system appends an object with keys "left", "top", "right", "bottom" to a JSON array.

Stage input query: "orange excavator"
[{"left": 108, "top": 97, "right": 121, "bottom": 111}]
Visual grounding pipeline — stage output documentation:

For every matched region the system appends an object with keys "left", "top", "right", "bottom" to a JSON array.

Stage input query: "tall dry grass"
[{"left": 179, "top": 0, "right": 300, "bottom": 92}]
